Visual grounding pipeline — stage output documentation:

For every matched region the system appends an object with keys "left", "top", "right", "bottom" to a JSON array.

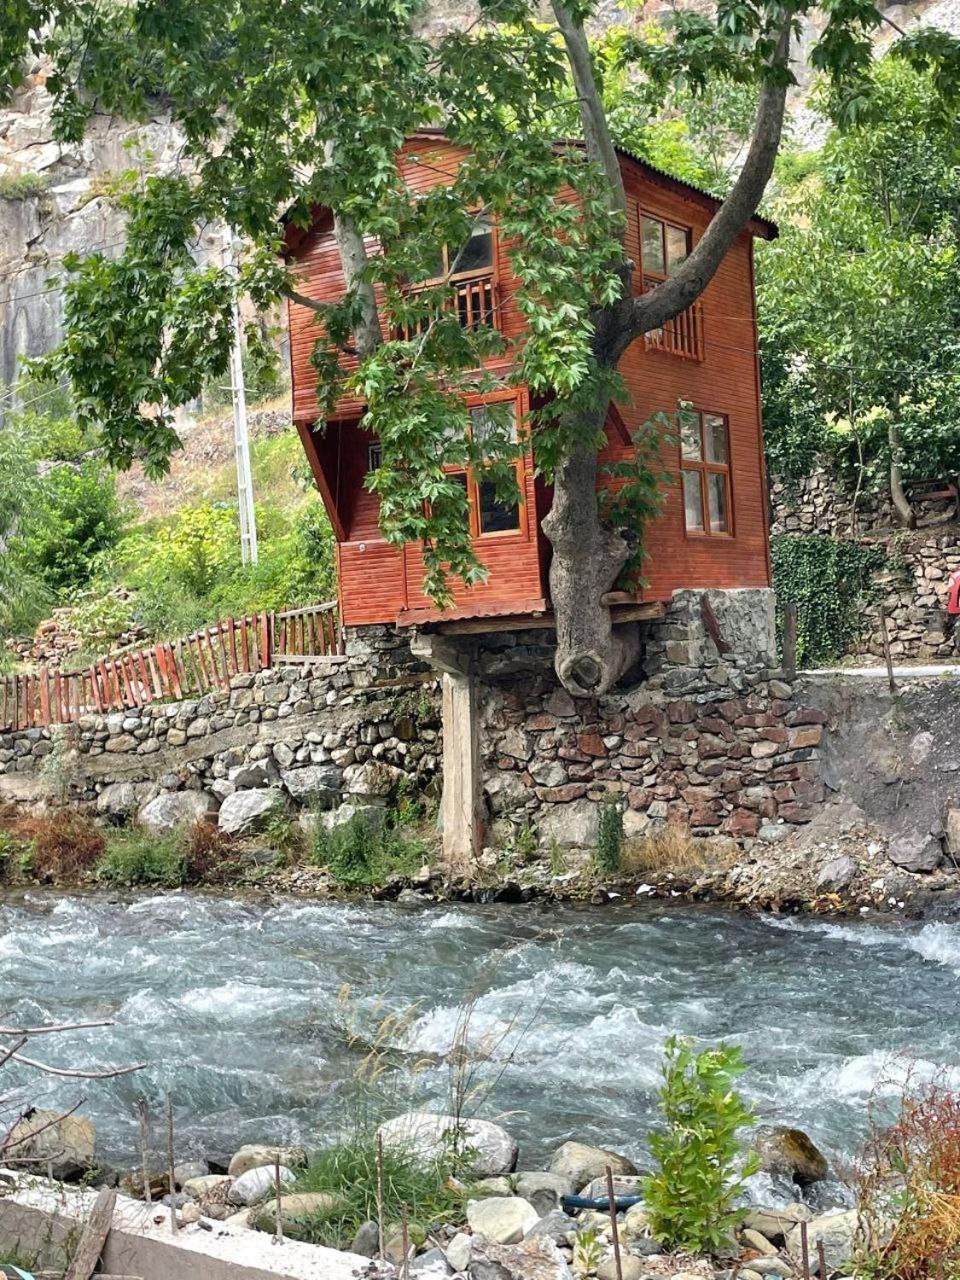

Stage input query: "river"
[{"left": 2, "top": 891, "right": 959, "bottom": 1195}]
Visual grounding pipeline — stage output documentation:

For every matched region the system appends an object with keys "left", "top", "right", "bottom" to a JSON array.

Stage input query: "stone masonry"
[{"left": 1, "top": 596, "right": 829, "bottom": 851}]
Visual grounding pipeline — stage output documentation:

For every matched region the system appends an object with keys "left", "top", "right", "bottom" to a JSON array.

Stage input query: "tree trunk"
[
  {"left": 542, "top": 440, "right": 638, "bottom": 696},
  {"left": 889, "top": 419, "right": 916, "bottom": 529}
]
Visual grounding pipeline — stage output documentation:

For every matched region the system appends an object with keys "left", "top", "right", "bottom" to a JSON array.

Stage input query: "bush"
[
  {"left": 312, "top": 812, "right": 426, "bottom": 888},
  {"left": 284, "top": 1132, "right": 465, "bottom": 1250},
  {"left": 594, "top": 800, "right": 623, "bottom": 875},
  {"left": 15, "top": 811, "right": 106, "bottom": 880},
  {"left": 18, "top": 462, "right": 125, "bottom": 596},
  {"left": 771, "top": 534, "right": 886, "bottom": 667},
  {"left": 643, "top": 1036, "right": 758, "bottom": 1254},
  {"left": 98, "top": 830, "right": 186, "bottom": 887},
  {"left": 858, "top": 1081, "right": 960, "bottom": 1279},
  {"left": 184, "top": 821, "right": 236, "bottom": 881}
]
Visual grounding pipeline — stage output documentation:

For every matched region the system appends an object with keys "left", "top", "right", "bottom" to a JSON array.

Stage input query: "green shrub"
[
  {"left": 0, "top": 172, "right": 49, "bottom": 200},
  {"left": 283, "top": 1132, "right": 465, "bottom": 1249},
  {"left": 98, "top": 830, "right": 186, "bottom": 887},
  {"left": 771, "top": 534, "right": 886, "bottom": 667},
  {"left": 312, "top": 812, "right": 425, "bottom": 888},
  {"left": 594, "top": 800, "right": 623, "bottom": 876},
  {"left": 643, "top": 1035, "right": 759, "bottom": 1255},
  {"left": 18, "top": 462, "right": 125, "bottom": 596}
]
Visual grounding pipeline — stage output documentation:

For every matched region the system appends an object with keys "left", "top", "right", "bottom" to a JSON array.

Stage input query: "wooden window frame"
[
  {"left": 442, "top": 394, "right": 528, "bottom": 542},
  {"left": 424, "top": 215, "right": 498, "bottom": 287},
  {"left": 680, "top": 409, "right": 734, "bottom": 539},
  {"left": 639, "top": 211, "right": 693, "bottom": 285}
]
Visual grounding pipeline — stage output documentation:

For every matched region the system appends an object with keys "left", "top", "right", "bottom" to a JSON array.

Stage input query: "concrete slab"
[{"left": 0, "top": 1171, "right": 391, "bottom": 1280}]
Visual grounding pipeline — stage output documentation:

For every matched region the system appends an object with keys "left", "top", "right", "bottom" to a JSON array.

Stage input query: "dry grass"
[
  {"left": 621, "top": 820, "right": 736, "bottom": 877},
  {"left": 15, "top": 810, "right": 105, "bottom": 880}
]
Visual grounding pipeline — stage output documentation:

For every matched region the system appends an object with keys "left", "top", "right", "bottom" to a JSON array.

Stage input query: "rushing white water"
[{"left": 1, "top": 891, "right": 959, "bottom": 1180}]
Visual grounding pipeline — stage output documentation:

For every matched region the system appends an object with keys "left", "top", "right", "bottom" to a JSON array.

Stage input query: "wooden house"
[{"left": 284, "top": 131, "right": 777, "bottom": 636}]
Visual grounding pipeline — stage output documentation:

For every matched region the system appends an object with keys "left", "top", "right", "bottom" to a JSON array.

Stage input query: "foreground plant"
[
  {"left": 857, "top": 1080, "right": 960, "bottom": 1280},
  {"left": 643, "top": 1035, "right": 758, "bottom": 1254}
]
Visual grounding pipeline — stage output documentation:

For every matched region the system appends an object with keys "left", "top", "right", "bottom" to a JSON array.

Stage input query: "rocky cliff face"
[{"left": 2, "top": 0, "right": 959, "bottom": 398}]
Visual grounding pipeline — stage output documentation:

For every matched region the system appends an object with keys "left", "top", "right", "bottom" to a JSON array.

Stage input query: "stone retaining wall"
[
  {"left": 478, "top": 589, "right": 826, "bottom": 849},
  {"left": 852, "top": 535, "right": 960, "bottom": 661},
  {"left": 0, "top": 626, "right": 442, "bottom": 828},
  {"left": 1, "top": 594, "right": 829, "bottom": 852}
]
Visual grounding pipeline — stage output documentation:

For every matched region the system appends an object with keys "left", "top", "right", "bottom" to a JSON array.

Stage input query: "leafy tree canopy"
[
  {"left": 759, "top": 56, "right": 960, "bottom": 492},
  {"left": 4, "top": 0, "right": 960, "bottom": 689}
]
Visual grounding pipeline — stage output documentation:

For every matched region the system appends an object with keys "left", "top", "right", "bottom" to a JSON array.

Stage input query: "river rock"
[
  {"left": 227, "top": 1143, "right": 307, "bottom": 1177},
  {"left": 622, "top": 1202, "right": 651, "bottom": 1238},
  {"left": 218, "top": 789, "right": 282, "bottom": 835},
  {"left": 350, "top": 1220, "right": 380, "bottom": 1257},
  {"left": 468, "top": 1235, "right": 572, "bottom": 1280},
  {"left": 524, "top": 1210, "right": 575, "bottom": 1247},
  {"left": 743, "top": 1204, "right": 812, "bottom": 1243},
  {"left": 515, "top": 1171, "right": 574, "bottom": 1213},
  {"left": 446, "top": 1231, "right": 473, "bottom": 1271},
  {"left": 228, "top": 1163, "right": 296, "bottom": 1206},
  {"left": 6, "top": 1109, "right": 95, "bottom": 1180},
  {"left": 753, "top": 1126, "right": 829, "bottom": 1185},
  {"left": 816, "top": 854, "right": 857, "bottom": 892},
  {"left": 747, "top": 1261, "right": 793, "bottom": 1278},
  {"left": 410, "top": 1246, "right": 454, "bottom": 1278},
  {"left": 742, "top": 1228, "right": 778, "bottom": 1256},
  {"left": 476, "top": 1176, "right": 513, "bottom": 1196},
  {"left": 580, "top": 1174, "right": 645, "bottom": 1200},
  {"left": 183, "top": 1173, "right": 231, "bottom": 1199},
  {"left": 787, "top": 1210, "right": 857, "bottom": 1275},
  {"left": 251, "top": 1191, "right": 342, "bottom": 1238},
  {"left": 180, "top": 1203, "right": 203, "bottom": 1224},
  {"left": 138, "top": 790, "right": 217, "bottom": 833},
  {"left": 467, "top": 1196, "right": 540, "bottom": 1244},
  {"left": 597, "top": 1258, "right": 645, "bottom": 1280},
  {"left": 887, "top": 830, "right": 943, "bottom": 873},
  {"left": 377, "top": 1111, "right": 518, "bottom": 1177},
  {"left": 547, "top": 1141, "right": 637, "bottom": 1190}
]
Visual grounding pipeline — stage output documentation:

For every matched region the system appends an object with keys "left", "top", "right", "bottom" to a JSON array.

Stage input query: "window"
[
  {"left": 640, "top": 214, "right": 692, "bottom": 281},
  {"left": 443, "top": 402, "right": 523, "bottom": 538},
  {"left": 424, "top": 216, "right": 494, "bottom": 282},
  {"left": 367, "top": 441, "right": 382, "bottom": 472},
  {"left": 680, "top": 410, "right": 733, "bottom": 536}
]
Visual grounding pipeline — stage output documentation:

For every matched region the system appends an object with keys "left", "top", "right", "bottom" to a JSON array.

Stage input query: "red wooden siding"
[{"left": 285, "top": 137, "right": 772, "bottom": 627}]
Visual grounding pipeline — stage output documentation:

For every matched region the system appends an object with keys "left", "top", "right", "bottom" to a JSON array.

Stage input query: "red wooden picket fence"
[{"left": 0, "top": 601, "right": 343, "bottom": 733}]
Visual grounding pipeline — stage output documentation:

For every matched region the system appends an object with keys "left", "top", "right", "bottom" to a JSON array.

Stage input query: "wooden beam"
[
  {"left": 432, "top": 601, "right": 664, "bottom": 636},
  {"left": 441, "top": 669, "right": 482, "bottom": 875},
  {"left": 409, "top": 631, "right": 472, "bottom": 676},
  {"left": 65, "top": 1186, "right": 117, "bottom": 1280}
]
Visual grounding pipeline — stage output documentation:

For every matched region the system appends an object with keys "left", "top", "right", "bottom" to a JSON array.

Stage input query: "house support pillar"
[{"left": 410, "top": 633, "right": 482, "bottom": 876}]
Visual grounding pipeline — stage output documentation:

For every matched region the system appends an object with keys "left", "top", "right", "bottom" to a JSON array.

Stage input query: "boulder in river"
[
  {"left": 377, "top": 1111, "right": 518, "bottom": 1178},
  {"left": 514, "top": 1171, "right": 574, "bottom": 1214},
  {"left": 6, "top": 1108, "right": 95, "bottom": 1180},
  {"left": 139, "top": 790, "right": 218, "bottom": 833},
  {"left": 753, "top": 1126, "right": 829, "bottom": 1186},
  {"left": 743, "top": 1203, "right": 812, "bottom": 1244},
  {"left": 787, "top": 1209, "right": 857, "bottom": 1274},
  {"left": 227, "top": 1142, "right": 307, "bottom": 1177},
  {"left": 467, "top": 1196, "right": 540, "bottom": 1244},
  {"left": 546, "top": 1140, "right": 637, "bottom": 1190}
]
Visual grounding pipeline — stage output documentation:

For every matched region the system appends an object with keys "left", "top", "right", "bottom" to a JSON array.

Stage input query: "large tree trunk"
[
  {"left": 889, "top": 419, "right": 916, "bottom": 529},
  {"left": 542, "top": 441, "right": 639, "bottom": 696}
]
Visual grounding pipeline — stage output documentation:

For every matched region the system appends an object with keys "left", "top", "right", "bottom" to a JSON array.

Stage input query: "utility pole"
[{"left": 223, "top": 231, "right": 259, "bottom": 565}]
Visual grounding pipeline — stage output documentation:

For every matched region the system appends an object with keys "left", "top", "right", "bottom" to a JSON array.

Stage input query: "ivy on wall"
[{"left": 771, "top": 534, "right": 885, "bottom": 668}]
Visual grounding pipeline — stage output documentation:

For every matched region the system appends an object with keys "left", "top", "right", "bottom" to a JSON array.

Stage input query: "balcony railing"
[
  {"left": 393, "top": 275, "right": 499, "bottom": 342},
  {"left": 641, "top": 277, "right": 705, "bottom": 361}
]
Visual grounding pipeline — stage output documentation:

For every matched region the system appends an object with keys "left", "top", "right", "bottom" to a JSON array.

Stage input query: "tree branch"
[
  {"left": 552, "top": 1, "right": 627, "bottom": 221},
  {"left": 332, "top": 211, "right": 384, "bottom": 358},
  {"left": 622, "top": 24, "right": 793, "bottom": 353}
]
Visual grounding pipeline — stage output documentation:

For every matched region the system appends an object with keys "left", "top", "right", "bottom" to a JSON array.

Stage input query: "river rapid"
[{"left": 2, "top": 891, "right": 959, "bottom": 1195}]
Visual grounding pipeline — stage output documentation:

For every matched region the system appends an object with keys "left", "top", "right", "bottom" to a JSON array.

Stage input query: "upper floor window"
[
  {"left": 398, "top": 216, "right": 498, "bottom": 340},
  {"left": 640, "top": 214, "right": 691, "bottom": 281},
  {"left": 425, "top": 216, "right": 494, "bottom": 282},
  {"left": 680, "top": 410, "right": 732, "bottom": 536}
]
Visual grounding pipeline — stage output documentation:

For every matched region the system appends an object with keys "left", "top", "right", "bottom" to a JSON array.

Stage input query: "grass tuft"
[
  {"left": 97, "top": 828, "right": 186, "bottom": 887},
  {"left": 312, "top": 811, "right": 426, "bottom": 888},
  {"left": 14, "top": 811, "right": 105, "bottom": 880},
  {"left": 621, "top": 820, "right": 719, "bottom": 876}
]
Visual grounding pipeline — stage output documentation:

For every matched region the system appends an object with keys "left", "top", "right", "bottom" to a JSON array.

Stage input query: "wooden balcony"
[
  {"left": 641, "top": 277, "right": 705, "bottom": 361},
  {"left": 393, "top": 274, "right": 499, "bottom": 341}
]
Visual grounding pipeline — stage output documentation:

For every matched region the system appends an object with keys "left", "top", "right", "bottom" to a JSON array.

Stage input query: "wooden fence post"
[{"left": 879, "top": 604, "right": 897, "bottom": 694}]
